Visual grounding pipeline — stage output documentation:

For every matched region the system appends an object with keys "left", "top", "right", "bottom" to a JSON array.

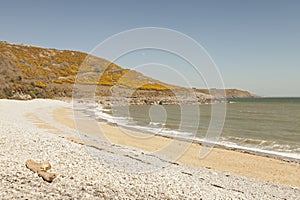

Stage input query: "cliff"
[{"left": 0, "top": 41, "right": 256, "bottom": 104}]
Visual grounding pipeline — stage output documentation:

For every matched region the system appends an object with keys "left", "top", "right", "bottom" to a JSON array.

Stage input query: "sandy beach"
[{"left": 0, "top": 99, "right": 299, "bottom": 199}]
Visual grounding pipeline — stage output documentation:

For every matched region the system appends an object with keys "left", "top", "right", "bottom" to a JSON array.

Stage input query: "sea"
[{"left": 93, "top": 98, "right": 300, "bottom": 160}]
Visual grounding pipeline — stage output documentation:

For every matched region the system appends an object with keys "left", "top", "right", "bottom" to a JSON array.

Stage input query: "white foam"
[
  {"left": 94, "top": 104, "right": 300, "bottom": 160},
  {"left": 220, "top": 141, "right": 300, "bottom": 160}
]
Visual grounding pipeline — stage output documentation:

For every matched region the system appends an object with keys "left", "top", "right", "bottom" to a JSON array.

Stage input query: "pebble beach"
[{"left": 0, "top": 99, "right": 299, "bottom": 199}]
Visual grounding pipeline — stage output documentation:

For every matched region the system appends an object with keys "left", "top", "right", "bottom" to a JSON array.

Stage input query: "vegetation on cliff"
[
  {"left": 0, "top": 41, "right": 256, "bottom": 102},
  {"left": 0, "top": 41, "right": 177, "bottom": 99}
]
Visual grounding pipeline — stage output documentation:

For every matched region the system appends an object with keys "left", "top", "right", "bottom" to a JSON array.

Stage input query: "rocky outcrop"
[{"left": 94, "top": 88, "right": 255, "bottom": 107}]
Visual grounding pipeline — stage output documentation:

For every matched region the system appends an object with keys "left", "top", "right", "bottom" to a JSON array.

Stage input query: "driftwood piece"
[
  {"left": 25, "top": 159, "right": 51, "bottom": 173},
  {"left": 37, "top": 169, "right": 57, "bottom": 183},
  {"left": 25, "top": 159, "right": 57, "bottom": 183}
]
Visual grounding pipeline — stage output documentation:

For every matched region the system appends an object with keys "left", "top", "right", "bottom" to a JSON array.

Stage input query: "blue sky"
[{"left": 0, "top": 0, "right": 299, "bottom": 96}]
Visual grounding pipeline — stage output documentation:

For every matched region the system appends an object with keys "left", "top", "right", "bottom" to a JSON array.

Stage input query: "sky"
[{"left": 0, "top": 0, "right": 299, "bottom": 96}]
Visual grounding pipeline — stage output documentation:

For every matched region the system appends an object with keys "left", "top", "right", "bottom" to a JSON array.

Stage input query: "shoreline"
[
  {"left": 1, "top": 99, "right": 300, "bottom": 198},
  {"left": 5, "top": 98, "right": 299, "bottom": 185},
  {"left": 51, "top": 103, "right": 300, "bottom": 186},
  {"left": 90, "top": 101, "right": 300, "bottom": 163},
  {"left": 97, "top": 117, "right": 300, "bottom": 165},
  {"left": 86, "top": 103, "right": 300, "bottom": 164}
]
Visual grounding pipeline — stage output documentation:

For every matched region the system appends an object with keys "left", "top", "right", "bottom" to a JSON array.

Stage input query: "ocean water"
[{"left": 94, "top": 98, "right": 300, "bottom": 159}]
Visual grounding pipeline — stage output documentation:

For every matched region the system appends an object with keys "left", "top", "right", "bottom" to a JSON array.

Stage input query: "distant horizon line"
[{"left": 235, "top": 96, "right": 300, "bottom": 98}]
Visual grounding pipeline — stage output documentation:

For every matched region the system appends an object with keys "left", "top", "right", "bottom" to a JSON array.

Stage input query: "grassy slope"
[
  {"left": 0, "top": 41, "right": 255, "bottom": 100},
  {"left": 0, "top": 41, "right": 177, "bottom": 99}
]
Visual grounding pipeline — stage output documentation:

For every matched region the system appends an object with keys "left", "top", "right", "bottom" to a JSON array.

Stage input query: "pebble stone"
[{"left": 0, "top": 99, "right": 299, "bottom": 199}]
